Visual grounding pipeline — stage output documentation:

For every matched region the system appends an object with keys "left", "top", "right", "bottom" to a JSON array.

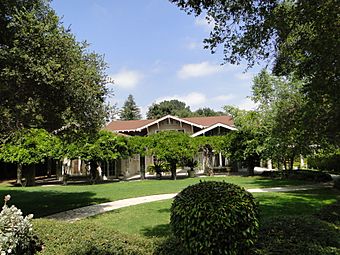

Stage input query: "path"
[{"left": 46, "top": 182, "right": 333, "bottom": 222}]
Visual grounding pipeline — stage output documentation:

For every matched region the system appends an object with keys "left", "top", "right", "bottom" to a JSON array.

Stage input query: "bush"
[
  {"left": 316, "top": 200, "right": 340, "bottom": 225},
  {"left": 33, "top": 219, "right": 155, "bottom": 255},
  {"left": 255, "top": 215, "right": 340, "bottom": 255},
  {"left": 147, "top": 162, "right": 170, "bottom": 175},
  {"left": 308, "top": 150, "right": 340, "bottom": 173},
  {"left": 0, "top": 195, "right": 42, "bottom": 255},
  {"left": 170, "top": 181, "right": 259, "bottom": 255},
  {"left": 261, "top": 170, "right": 332, "bottom": 182}
]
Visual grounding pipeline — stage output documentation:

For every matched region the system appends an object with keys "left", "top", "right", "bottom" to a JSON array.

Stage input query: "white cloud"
[
  {"left": 195, "top": 16, "right": 215, "bottom": 31},
  {"left": 213, "top": 94, "right": 235, "bottom": 101},
  {"left": 187, "top": 41, "right": 199, "bottom": 50},
  {"left": 177, "top": 61, "right": 222, "bottom": 79},
  {"left": 110, "top": 69, "right": 144, "bottom": 89},
  {"left": 237, "top": 98, "right": 258, "bottom": 111},
  {"left": 234, "top": 72, "right": 254, "bottom": 81},
  {"left": 155, "top": 92, "right": 207, "bottom": 107}
]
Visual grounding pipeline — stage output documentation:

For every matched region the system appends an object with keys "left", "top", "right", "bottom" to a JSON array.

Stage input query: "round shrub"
[{"left": 170, "top": 181, "right": 259, "bottom": 255}]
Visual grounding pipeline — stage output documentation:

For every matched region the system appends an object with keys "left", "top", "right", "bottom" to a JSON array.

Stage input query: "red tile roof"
[
  {"left": 104, "top": 115, "right": 234, "bottom": 132},
  {"left": 183, "top": 116, "right": 234, "bottom": 127},
  {"left": 103, "top": 119, "right": 154, "bottom": 132}
]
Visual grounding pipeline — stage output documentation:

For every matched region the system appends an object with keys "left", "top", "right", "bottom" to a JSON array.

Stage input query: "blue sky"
[{"left": 51, "top": 0, "right": 262, "bottom": 117}]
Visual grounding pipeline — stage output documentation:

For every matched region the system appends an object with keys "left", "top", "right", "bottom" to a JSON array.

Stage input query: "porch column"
[
  {"left": 267, "top": 160, "right": 272, "bottom": 170},
  {"left": 300, "top": 155, "right": 305, "bottom": 169},
  {"left": 219, "top": 152, "right": 223, "bottom": 167}
]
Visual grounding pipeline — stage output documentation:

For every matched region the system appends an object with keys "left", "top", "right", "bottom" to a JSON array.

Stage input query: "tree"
[
  {"left": 146, "top": 131, "right": 195, "bottom": 180},
  {"left": 65, "top": 131, "right": 130, "bottom": 182},
  {"left": 0, "top": 0, "right": 110, "bottom": 138},
  {"left": 0, "top": 128, "right": 61, "bottom": 186},
  {"left": 223, "top": 106, "right": 264, "bottom": 175},
  {"left": 128, "top": 136, "right": 148, "bottom": 179},
  {"left": 194, "top": 107, "right": 223, "bottom": 117},
  {"left": 146, "top": 100, "right": 192, "bottom": 119},
  {"left": 170, "top": 0, "right": 340, "bottom": 145},
  {"left": 119, "top": 94, "right": 141, "bottom": 120},
  {"left": 252, "top": 70, "right": 311, "bottom": 170}
]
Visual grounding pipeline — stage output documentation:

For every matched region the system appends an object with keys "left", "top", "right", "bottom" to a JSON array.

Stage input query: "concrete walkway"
[{"left": 46, "top": 182, "right": 333, "bottom": 222}]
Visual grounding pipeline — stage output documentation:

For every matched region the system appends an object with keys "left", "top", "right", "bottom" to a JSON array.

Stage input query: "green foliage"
[
  {"left": 256, "top": 215, "right": 340, "bottom": 255},
  {"left": 193, "top": 107, "right": 223, "bottom": 117},
  {"left": 119, "top": 94, "right": 141, "bottom": 120},
  {"left": 146, "top": 131, "right": 196, "bottom": 179},
  {"left": 308, "top": 149, "right": 340, "bottom": 173},
  {"left": 170, "top": 181, "right": 259, "bottom": 255},
  {"left": 146, "top": 163, "right": 170, "bottom": 175},
  {"left": 316, "top": 200, "right": 340, "bottom": 225},
  {"left": 252, "top": 70, "right": 311, "bottom": 170},
  {"left": 65, "top": 131, "right": 130, "bottom": 162},
  {"left": 0, "top": 0, "right": 109, "bottom": 137},
  {"left": 0, "top": 195, "right": 42, "bottom": 254},
  {"left": 127, "top": 136, "right": 148, "bottom": 156},
  {"left": 146, "top": 100, "right": 192, "bottom": 119},
  {"left": 0, "top": 128, "right": 61, "bottom": 165},
  {"left": 260, "top": 170, "right": 333, "bottom": 183},
  {"left": 170, "top": 0, "right": 340, "bottom": 145},
  {"left": 33, "top": 219, "right": 155, "bottom": 255},
  {"left": 223, "top": 107, "right": 264, "bottom": 174}
]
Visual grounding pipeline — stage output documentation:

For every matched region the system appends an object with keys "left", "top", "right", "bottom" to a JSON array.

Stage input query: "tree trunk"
[
  {"left": 56, "top": 160, "right": 62, "bottom": 179},
  {"left": 170, "top": 162, "right": 177, "bottom": 180},
  {"left": 247, "top": 158, "right": 255, "bottom": 176},
  {"left": 24, "top": 165, "right": 36, "bottom": 186},
  {"left": 16, "top": 163, "right": 23, "bottom": 186},
  {"left": 47, "top": 157, "right": 52, "bottom": 178},
  {"left": 90, "top": 161, "right": 99, "bottom": 184},
  {"left": 140, "top": 167, "right": 145, "bottom": 180},
  {"left": 289, "top": 154, "right": 295, "bottom": 171}
]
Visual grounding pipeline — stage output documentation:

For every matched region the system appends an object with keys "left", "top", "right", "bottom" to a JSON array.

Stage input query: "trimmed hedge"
[
  {"left": 255, "top": 215, "right": 340, "bottom": 255},
  {"left": 170, "top": 181, "right": 259, "bottom": 255},
  {"left": 33, "top": 219, "right": 155, "bottom": 255},
  {"left": 261, "top": 170, "right": 333, "bottom": 182}
]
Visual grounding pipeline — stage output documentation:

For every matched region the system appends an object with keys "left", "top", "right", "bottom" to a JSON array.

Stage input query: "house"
[
  {"left": 64, "top": 115, "right": 237, "bottom": 180},
  {"left": 104, "top": 115, "right": 236, "bottom": 136}
]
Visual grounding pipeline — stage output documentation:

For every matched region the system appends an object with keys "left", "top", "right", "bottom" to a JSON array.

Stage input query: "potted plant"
[{"left": 186, "top": 159, "right": 197, "bottom": 178}]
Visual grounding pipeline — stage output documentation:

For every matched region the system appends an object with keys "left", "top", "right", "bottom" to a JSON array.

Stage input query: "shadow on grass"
[
  {"left": 142, "top": 223, "right": 171, "bottom": 238},
  {"left": 0, "top": 189, "right": 109, "bottom": 218},
  {"left": 257, "top": 188, "right": 340, "bottom": 219}
]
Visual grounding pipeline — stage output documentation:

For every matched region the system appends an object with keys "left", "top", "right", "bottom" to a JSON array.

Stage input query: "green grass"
[
  {"left": 76, "top": 187, "right": 340, "bottom": 237},
  {"left": 31, "top": 187, "right": 340, "bottom": 254},
  {"left": 0, "top": 175, "right": 315, "bottom": 217}
]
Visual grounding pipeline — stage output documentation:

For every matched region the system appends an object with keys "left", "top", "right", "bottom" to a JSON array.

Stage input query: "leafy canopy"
[
  {"left": 147, "top": 100, "right": 192, "bottom": 119},
  {"left": 0, "top": 128, "right": 61, "bottom": 165},
  {"left": 0, "top": 0, "right": 110, "bottom": 137},
  {"left": 64, "top": 131, "right": 130, "bottom": 162},
  {"left": 170, "top": 0, "right": 340, "bottom": 145}
]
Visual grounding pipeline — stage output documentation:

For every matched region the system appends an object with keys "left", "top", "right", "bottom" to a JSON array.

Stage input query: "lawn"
[
  {"left": 32, "top": 186, "right": 340, "bottom": 255},
  {"left": 78, "top": 188, "right": 340, "bottom": 237},
  {"left": 0, "top": 175, "right": 316, "bottom": 217}
]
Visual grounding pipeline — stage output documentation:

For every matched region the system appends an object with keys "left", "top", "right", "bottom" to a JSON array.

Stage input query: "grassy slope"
[{"left": 0, "top": 176, "right": 315, "bottom": 217}]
